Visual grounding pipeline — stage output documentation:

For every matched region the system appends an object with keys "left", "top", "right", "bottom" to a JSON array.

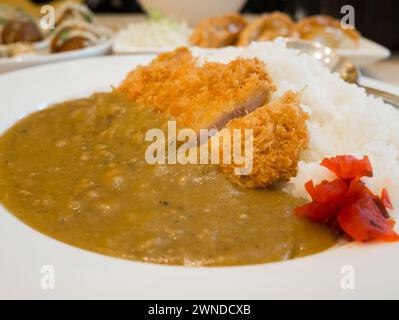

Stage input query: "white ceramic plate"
[
  {"left": 0, "top": 56, "right": 399, "bottom": 300},
  {"left": 337, "top": 38, "right": 391, "bottom": 67},
  {"left": 113, "top": 37, "right": 390, "bottom": 68},
  {"left": 0, "top": 38, "right": 113, "bottom": 74}
]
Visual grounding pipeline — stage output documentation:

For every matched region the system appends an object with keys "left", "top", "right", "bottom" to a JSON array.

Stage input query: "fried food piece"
[
  {"left": 52, "top": 36, "right": 88, "bottom": 53},
  {"left": 190, "top": 13, "right": 247, "bottom": 48},
  {"left": 219, "top": 91, "right": 308, "bottom": 188},
  {"left": 118, "top": 48, "right": 306, "bottom": 189},
  {"left": 55, "top": 2, "right": 94, "bottom": 27},
  {"left": 118, "top": 47, "right": 275, "bottom": 133},
  {"left": 237, "top": 12, "right": 294, "bottom": 46},
  {"left": 1, "top": 18, "right": 43, "bottom": 44},
  {"left": 50, "top": 20, "right": 106, "bottom": 53},
  {"left": 294, "top": 15, "right": 360, "bottom": 48}
]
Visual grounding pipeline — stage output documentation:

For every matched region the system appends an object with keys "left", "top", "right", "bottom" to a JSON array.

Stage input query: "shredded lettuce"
[{"left": 115, "top": 10, "right": 191, "bottom": 48}]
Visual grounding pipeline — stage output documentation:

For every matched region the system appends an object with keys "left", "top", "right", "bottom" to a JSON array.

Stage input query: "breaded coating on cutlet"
[
  {"left": 117, "top": 48, "right": 275, "bottom": 133},
  {"left": 118, "top": 49, "right": 306, "bottom": 189},
  {"left": 219, "top": 91, "right": 309, "bottom": 188}
]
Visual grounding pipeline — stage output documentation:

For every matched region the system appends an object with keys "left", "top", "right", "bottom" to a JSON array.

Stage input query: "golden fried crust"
[
  {"left": 117, "top": 47, "right": 275, "bottom": 133},
  {"left": 219, "top": 91, "right": 309, "bottom": 188},
  {"left": 237, "top": 12, "right": 294, "bottom": 46},
  {"left": 293, "top": 15, "right": 360, "bottom": 46},
  {"left": 190, "top": 13, "right": 247, "bottom": 48}
]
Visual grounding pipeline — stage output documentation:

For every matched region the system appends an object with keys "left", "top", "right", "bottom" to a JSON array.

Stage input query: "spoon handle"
[{"left": 363, "top": 86, "right": 399, "bottom": 108}]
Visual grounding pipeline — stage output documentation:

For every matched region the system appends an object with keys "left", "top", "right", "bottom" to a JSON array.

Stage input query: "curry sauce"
[{"left": 0, "top": 93, "right": 337, "bottom": 266}]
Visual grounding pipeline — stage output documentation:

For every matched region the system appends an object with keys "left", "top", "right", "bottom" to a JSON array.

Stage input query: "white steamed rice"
[{"left": 193, "top": 39, "right": 399, "bottom": 214}]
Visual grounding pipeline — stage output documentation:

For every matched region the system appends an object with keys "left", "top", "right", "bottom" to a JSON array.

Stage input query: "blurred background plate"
[
  {"left": 0, "top": 38, "right": 113, "bottom": 74},
  {"left": 113, "top": 36, "right": 390, "bottom": 68},
  {"left": 337, "top": 38, "right": 390, "bottom": 67}
]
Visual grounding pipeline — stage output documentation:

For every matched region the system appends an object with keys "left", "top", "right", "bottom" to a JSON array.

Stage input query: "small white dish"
[
  {"left": 0, "top": 56, "right": 398, "bottom": 299},
  {"left": 0, "top": 38, "right": 113, "bottom": 74}
]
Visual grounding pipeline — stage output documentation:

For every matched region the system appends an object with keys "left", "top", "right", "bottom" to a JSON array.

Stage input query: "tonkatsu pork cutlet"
[
  {"left": 220, "top": 91, "right": 309, "bottom": 188},
  {"left": 118, "top": 48, "right": 307, "bottom": 189},
  {"left": 117, "top": 48, "right": 275, "bottom": 133}
]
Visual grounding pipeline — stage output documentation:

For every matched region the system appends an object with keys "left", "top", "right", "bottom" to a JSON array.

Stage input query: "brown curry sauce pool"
[{"left": 0, "top": 93, "right": 337, "bottom": 266}]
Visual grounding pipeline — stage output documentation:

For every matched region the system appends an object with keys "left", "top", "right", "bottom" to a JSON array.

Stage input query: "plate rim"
[
  {"left": 0, "top": 38, "right": 114, "bottom": 67},
  {"left": 1, "top": 55, "right": 399, "bottom": 299}
]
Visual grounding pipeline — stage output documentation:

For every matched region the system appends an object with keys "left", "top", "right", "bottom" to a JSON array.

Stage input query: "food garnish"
[
  {"left": 295, "top": 155, "right": 399, "bottom": 242},
  {"left": 320, "top": 155, "right": 373, "bottom": 180},
  {"left": 114, "top": 10, "right": 191, "bottom": 50}
]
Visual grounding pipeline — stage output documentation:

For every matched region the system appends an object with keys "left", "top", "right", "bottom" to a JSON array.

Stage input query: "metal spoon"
[{"left": 285, "top": 38, "right": 399, "bottom": 107}]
